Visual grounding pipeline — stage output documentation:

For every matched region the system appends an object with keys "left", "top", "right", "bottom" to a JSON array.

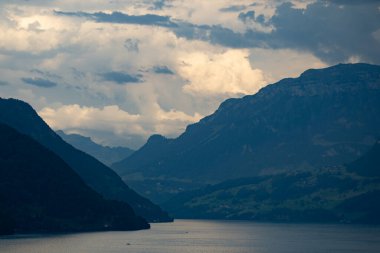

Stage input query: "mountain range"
[
  {"left": 0, "top": 98, "right": 171, "bottom": 222},
  {"left": 56, "top": 130, "right": 134, "bottom": 166},
  {"left": 0, "top": 123, "right": 148, "bottom": 235},
  {"left": 112, "top": 63, "right": 380, "bottom": 204},
  {"left": 1, "top": 63, "right": 379, "bottom": 228}
]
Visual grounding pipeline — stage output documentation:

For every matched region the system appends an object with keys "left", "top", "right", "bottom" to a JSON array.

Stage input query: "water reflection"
[{"left": 1, "top": 220, "right": 380, "bottom": 253}]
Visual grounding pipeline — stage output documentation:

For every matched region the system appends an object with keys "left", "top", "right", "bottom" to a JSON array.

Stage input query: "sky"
[{"left": 0, "top": 0, "right": 379, "bottom": 149}]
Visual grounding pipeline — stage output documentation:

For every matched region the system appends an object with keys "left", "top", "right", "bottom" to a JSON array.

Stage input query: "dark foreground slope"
[
  {"left": 163, "top": 141, "right": 380, "bottom": 223},
  {"left": 0, "top": 98, "right": 171, "bottom": 222},
  {"left": 113, "top": 63, "right": 380, "bottom": 203},
  {"left": 0, "top": 123, "right": 148, "bottom": 235},
  {"left": 56, "top": 130, "right": 134, "bottom": 166}
]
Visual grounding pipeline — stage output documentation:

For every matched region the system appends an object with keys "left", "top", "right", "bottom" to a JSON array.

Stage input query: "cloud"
[
  {"left": 0, "top": 81, "right": 9, "bottom": 86},
  {"left": 172, "top": 23, "right": 255, "bottom": 48},
  {"left": 55, "top": 11, "right": 177, "bottom": 28},
  {"left": 171, "top": 2, "right": 380, "bottom": 64},
  {"left": 124, "top": 38, "right": 140, "bottom": 52},
  {"left": 31, "top": 69, "right": 62, "bottom": 80},
  {"left": 39, "top": 103, "right": 203, "bottom": 146},
  {"left": 150, "top": 0, "right": 170, "bottom": 10},
  {"left": 178, "top": 49, "right": 267, "bottom": 96},
  {"left": 248, "top": 48, "right": 327, "bottom": 83},
  {"left": 21, "top": 77, "right": 58, "bottom": 88},
  {"left": 328, "top": 0, "right": 380, "bottom": 5},
  {"left": 0, "top": 0, "right": 52, "bottom": 7},
  {"left": 0, "top": 9, "right": 81, "bottom": 54},
  {"left": 244, "top": 1, "right": 380, "bottom": 64},
  {"left": 238, "top": 10, "right": 267, "bottom": 25},
  {"left": 53, "top": 9, "right": 254, "bottom": 48},
  {"left": 220, "top": 5, "right": 247, "bottom": 13},
  {"left": 152, "top": 66, "right": 174, "bottom": 75},
  {"left": 101, "top": 71, "right": 143, "bottom": 84},
  {"left": 2, "top": 0, "right": 378, "bottom": 148},
  {"left": 164, "top": 0, "right": 253, "bottom": 32},
  {"left": 39, "top": 104, "right": 141, "bottom": 133},
  {"left": 52, "top": 3, "right": 380, "bottom": 65}
]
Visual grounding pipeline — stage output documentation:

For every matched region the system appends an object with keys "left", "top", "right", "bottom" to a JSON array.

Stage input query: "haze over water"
[{"left": 1, "top": 220, "right": 380, "bottom": 253}]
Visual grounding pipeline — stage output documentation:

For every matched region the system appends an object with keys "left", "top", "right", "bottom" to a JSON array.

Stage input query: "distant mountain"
[
  {"left": 112, "top": 63, "right": 380, "bottom": 203},
  {"left": 56, "top": 130, "right": 134, "bottom": 166},
  {"left": 0, "top": 98, "right": 172, "bottom": 222},
  {"left": 162, "top": 141, "right": 380, "bottom": 223},
  {"left": 0, "top": 123, "right": 148, "bottom": 235}
]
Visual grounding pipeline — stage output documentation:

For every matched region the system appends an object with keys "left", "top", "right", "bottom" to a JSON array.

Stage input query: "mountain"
[
  {"left": 112, "top": 63, "right": 380, "bottom": 203},
  {"left": 0, "top": 98, "right": 172, "bottom": 222},
  {"left": 0, "top": 123, "right": 149, "bottom": 235},
  {"left": 162, "top": 141, "right": 380, "bottom": 223},
  {"left": 56, "top": 130, "right": 134, "bottom": 166},
  {"left": 347, "top": 140, "right": 380, "bottom": 177}
]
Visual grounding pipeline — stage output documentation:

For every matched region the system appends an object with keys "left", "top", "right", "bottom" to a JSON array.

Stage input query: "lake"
[{"left": 1, "top": 220, "right": 380, "bottom": 253}]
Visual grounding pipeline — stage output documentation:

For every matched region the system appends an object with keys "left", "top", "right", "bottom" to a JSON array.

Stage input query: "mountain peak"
[{"left": 147, "top": 134, "right": 169, "bottom": 144}]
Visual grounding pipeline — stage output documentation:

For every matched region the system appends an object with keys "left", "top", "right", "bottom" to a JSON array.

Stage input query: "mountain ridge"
[
  {"left": 0, "top": 98, "right": 172, "bottom": 222},
  {"left": 56, "top": 130, "right": 134, "bottom": 166},
  {"left": 112, "top": 63, "right": 380, "bottom": 203}
]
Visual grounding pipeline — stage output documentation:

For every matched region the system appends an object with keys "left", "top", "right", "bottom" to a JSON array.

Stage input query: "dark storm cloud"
[
  {"left": 101, "top": 71, "right": 143, "bottom": 84},
  {"left": 248, "top": 1, "right": 380, "bottom": 64},
  {"left": 0, "top": 81, "right": 9, "bottom": 86},
  {"left": 152, "top": 66, "right": 174, "bottom": 75},
  {"left": 177, "top": 1, "right": 380, "bottom": 64},
  {"left": 22, "top": 77, "right": 58, "bottom": 88},
  {"left": 55, "top": 11, "right": 177, "bottom": 27}
]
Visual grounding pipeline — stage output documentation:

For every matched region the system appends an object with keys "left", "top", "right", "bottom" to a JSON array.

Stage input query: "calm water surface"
[{"left": 1, "top": 220, "right": 380, "bottom": 253}]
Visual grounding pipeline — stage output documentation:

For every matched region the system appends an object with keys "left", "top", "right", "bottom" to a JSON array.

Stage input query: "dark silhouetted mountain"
[
  {"left": 0, "top": 98, "right": 172, "bottom": 222},
  {"left": 56, "top": 130, "right": 134, "bottom": 166},
  {"left": 162, "top": 140, "right": 380, "bottom": 223},
  {"left": 112, "top": 63, "right": 380, "bottom": 203},
  {"left": 0, "top": 123, "right": 149, "bottom": 235}
]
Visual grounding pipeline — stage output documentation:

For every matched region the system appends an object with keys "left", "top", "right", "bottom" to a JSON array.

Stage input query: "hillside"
[
  {"left": 0, "top": 98, "right": 171, "bottom": 222},
  {"left": 0, "top": 123, "right": 148, "bottom": 235},
  {"left": 162, "top": 140, "right": 380, "bottom": 223},
  {"left": 348, "top": 140, "right": 380, "bottom": 177},
  {"left": 113, "top": 63, "right": 380, "bottom": 203},
  {"left": 56, "top": 130, "right": 134, "bottom": 166}
]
